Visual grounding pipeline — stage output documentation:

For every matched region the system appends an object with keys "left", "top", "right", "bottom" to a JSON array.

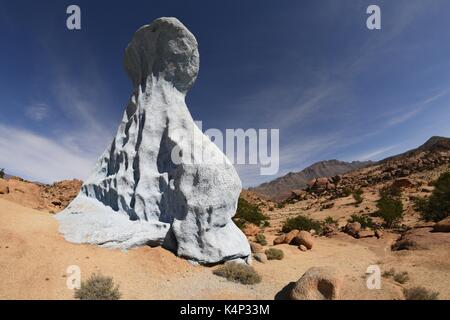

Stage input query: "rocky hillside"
[
  {"left": 0, "top": 177, "right": 82, "bottom": 212},
  {"left": 275, "top": 136, "right": 450, "bottom": 205},
  {"left": 250, "top": 160, "right": 371, "bottom": 201}
]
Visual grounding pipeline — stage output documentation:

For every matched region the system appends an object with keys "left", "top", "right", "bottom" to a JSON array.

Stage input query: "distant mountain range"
[
  {"left": 250, "top": 136, "right": 450, "bottom": 202},
  {"left": 381, "top": 136, "right": 450, "bottom": 163},
  {"left": 250, "top": 160, "right": 372, "bottom": 201}
]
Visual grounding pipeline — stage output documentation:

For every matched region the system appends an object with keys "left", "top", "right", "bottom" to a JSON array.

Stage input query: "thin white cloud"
[
  {"left": 353, "top": 145, "right": 399, "bottom": 162},
  {"left": 386, "top": 87, "right": 450, "bottom": 126},
  {"left": 0, "top": 124, "right": 97, "bottom": 183}
]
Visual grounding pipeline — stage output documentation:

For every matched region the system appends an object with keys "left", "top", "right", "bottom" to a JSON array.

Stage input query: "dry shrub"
[
  {"left": 213, "top": 263, "right": 261, "bottom": 285},
  {"left": 74, "top": 273, "right": 121, "bottom": 300}
]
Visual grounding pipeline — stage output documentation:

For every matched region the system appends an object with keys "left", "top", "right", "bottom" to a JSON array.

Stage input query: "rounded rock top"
[{"left": 124, "top": 17, "right": 200, "bottom": 93}]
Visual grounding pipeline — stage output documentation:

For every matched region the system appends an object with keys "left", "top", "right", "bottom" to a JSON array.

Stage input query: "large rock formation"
[{"left": 56, "top": 17, "right": 250, "bottom": 264}]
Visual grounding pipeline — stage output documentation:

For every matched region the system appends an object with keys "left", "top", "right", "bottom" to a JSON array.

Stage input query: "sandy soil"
[{"left": 1, "top": 198, "right": 448, "bottom": 300}]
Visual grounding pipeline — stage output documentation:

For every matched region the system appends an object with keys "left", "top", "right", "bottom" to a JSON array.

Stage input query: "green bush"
[
  {"left": 342, "top": 187, "right": 353, "bottom": 197},
  {"left": 323, "top": 216, "right": 338, "bottom": 226},
  {"left": 233, "top": 197, "right": 269, "bottom": 229},
  {"left": 352, "top": 189, "right": 364, "bottom": 205},
  {"left": 377, "top": 196, "right": 403, "bottom": 228},
  {"left": 348, "top": 214, "right": 374, "bottom": 229},
  {"left": 265, "top": 248, "right": 284, "bottom": 260},
  {"left": 74, "top": 273, "right": 121, "bottom": 300},
  {"left": 415, "top": 172, "right": 450, "bottom": 222},
  {"left": 213, "top": 263, "right": 261, "bottom": 285},
  {"left": 403, "top": 287, "right": 439, "bottom": 300},
  {"left": 282, "top": 215, "right": 322, "bottom": 234},
  {"left": 0, "top": 168, "right": 4, "bottom": 179},
  {"left": 380, "top": 184, "right": 402, "bottom": 198},
  {"left": 255, "top": 233, "right": 267, "bottom": 246}
]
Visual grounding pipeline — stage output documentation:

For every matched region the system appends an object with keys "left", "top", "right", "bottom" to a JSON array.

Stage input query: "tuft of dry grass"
[
  {"left": 213, "top": 263, "right": 261, "bottom": 285},
  {"left": 403, "top": 287, "right": 439, "bottom": 300},
  {"left": 393, "top": 271, "right": 409, "bottom": 284},
  {"left": 265, "top": 248, "right": 284, "bottom": 260},
  {"left": 74, "top": 273, "right": 121, "bottom": 300}
]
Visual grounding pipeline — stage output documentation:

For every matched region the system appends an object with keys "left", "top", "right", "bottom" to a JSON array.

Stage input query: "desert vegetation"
[
  {"left": 348, "top": 214, "right": 374, "bottom": 229},
  {"left": 74, "top": 273, "right": 121, "bottom": 300},
  {"left": 376, "top": 185, "right": 404, "bottom": 227},
  {"left": 403, "top": 287, "right": 439, "bottom": 300},
  {"left": 282, "top": 215, "right": 322, "bottom": 234},
  {"left": 352, "top": 188, "right": 364, "bottom": 206},
  {"left": 233, "top": 197, "right": 269, "bottom": 229},
  {"left": 255, "top": 233, "right": 267, "bottom": 246},
  {"left": 414, "top": 172, "right": 450, "bottom": 222},
  {"left": 265, "top": 248, "right": 284, "bottom": 260},
  {"left": 213, "top": 263, "right": 262, "bottom": 285}
]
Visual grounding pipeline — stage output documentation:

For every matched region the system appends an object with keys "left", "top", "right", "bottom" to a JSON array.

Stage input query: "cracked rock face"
[{"left": 56, "top": 17, "right": 250, "bottom": 264}]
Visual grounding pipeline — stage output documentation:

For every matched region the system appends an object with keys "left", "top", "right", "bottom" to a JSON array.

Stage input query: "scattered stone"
[
  {"left": 298, "top": 245, "right": 308, "bottom": 252},
  {"left": 392, "top": 178, "right": 414, "bottom": 189},
  {"left": 254, "top": 253, "right": 268, "bottom": 263},
  {"left": 358, "top": 230, "right": 375, "bottom": 238},
  {"left": 392, "top": 227, "right": 450, "bottom": 250},
  {"left": 344, "top": 222, "right": 361, "bottom": 238},
  {"left": 289, "top": 266, "right": 343, "bottom": 300},
  {"left": 322, "top": 224, "right": 338, "bottom": 237},
  {"left": 433, "top": 217, "right": 450, "bottom": 233},
  {"left": 249, "top": 242, "right": 263, "bottom": 253},
  {"left": 374, "top": 229, "right": 384, "bottom": 239},
  {"left": 284, "top": 230, "right": 300, "bottom": 244},
  {"left": 291, "top": 231, "right": 314, "bottom": 249},
  {"left": 273, "top": 234, "right": 286, "bottom": 245},
  {"left": 421, "top": 186, "right": 434, "bottom": 193},
  {"left": 0, "top": 180, "right": 9, "bottom": 195}
]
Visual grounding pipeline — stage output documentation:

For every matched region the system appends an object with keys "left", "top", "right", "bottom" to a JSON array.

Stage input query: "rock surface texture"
[
  {"left": 56, "top": 17, "right": 250, "bottom": 264},
  {"left": 289, "top": 266, "right": 343, "bottom": 300}
]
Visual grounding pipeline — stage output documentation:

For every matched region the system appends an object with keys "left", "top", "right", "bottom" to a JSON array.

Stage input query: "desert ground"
[{"left": 1, "top": 196, "right": 448, "bottom": 300}]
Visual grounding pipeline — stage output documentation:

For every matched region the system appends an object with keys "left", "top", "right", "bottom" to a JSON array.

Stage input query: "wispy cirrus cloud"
[{"left": 0, "top": 124, "right": 97, "bottom": 183}]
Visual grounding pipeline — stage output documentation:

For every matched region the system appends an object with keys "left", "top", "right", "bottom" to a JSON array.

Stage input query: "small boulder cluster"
[
  {"left": 273, "top": 229, "right": 314, "bottom": 252},
  {"left": 343, "top": 222, "right": 383, "bottom": 239}
]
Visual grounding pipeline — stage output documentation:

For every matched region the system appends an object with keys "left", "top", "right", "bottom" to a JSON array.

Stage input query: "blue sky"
[{"left": 1, "top": 0, "right": 450, "bottom": 186}]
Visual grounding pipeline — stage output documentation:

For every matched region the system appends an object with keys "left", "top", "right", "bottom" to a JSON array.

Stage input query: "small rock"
[
  {"left": 323, "top": 224, "right": 338, "bottom": 237},
  {"left": 298, "top": 245, "right": 308, "bottom": 252},
  {"left": 433, "top": 217, "right": 450, "bottom": 233},
  {"left": 250, "top": 242, "right": 263, "bottom": 253},
  {"left": 374, "top": 229, "right": 383, "bottom": 239},
  {"left": 289, "top": 266, "right": 343, "bottom": 300},
  {"left": 358, "top": 230, "right": 375, "bottom": 238},
  {"left": 344, "top": 222, "right": 361, "bottom": 238},
  {"left": 0, "top": 180, "right": 9, "bottom": 195},
  {"left": 291, "top": 231, "right": 314, "bottom": 249},
  {"left": 392, "top": 178, "right": 414, "bottom": 189},
  {"left": 273, "top": 234, "right": 286, "bottom": 245},
  {"left": 284, "top": 229, "right": 300, "bottom": 244},
  {"left": 254, "top": 253, "right": 268, "bottom": 263}
]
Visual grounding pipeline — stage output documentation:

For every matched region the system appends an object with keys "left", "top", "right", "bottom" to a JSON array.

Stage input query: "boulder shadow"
[{"left": 274, "top": 282, "right": 296, "bottom": 300}]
